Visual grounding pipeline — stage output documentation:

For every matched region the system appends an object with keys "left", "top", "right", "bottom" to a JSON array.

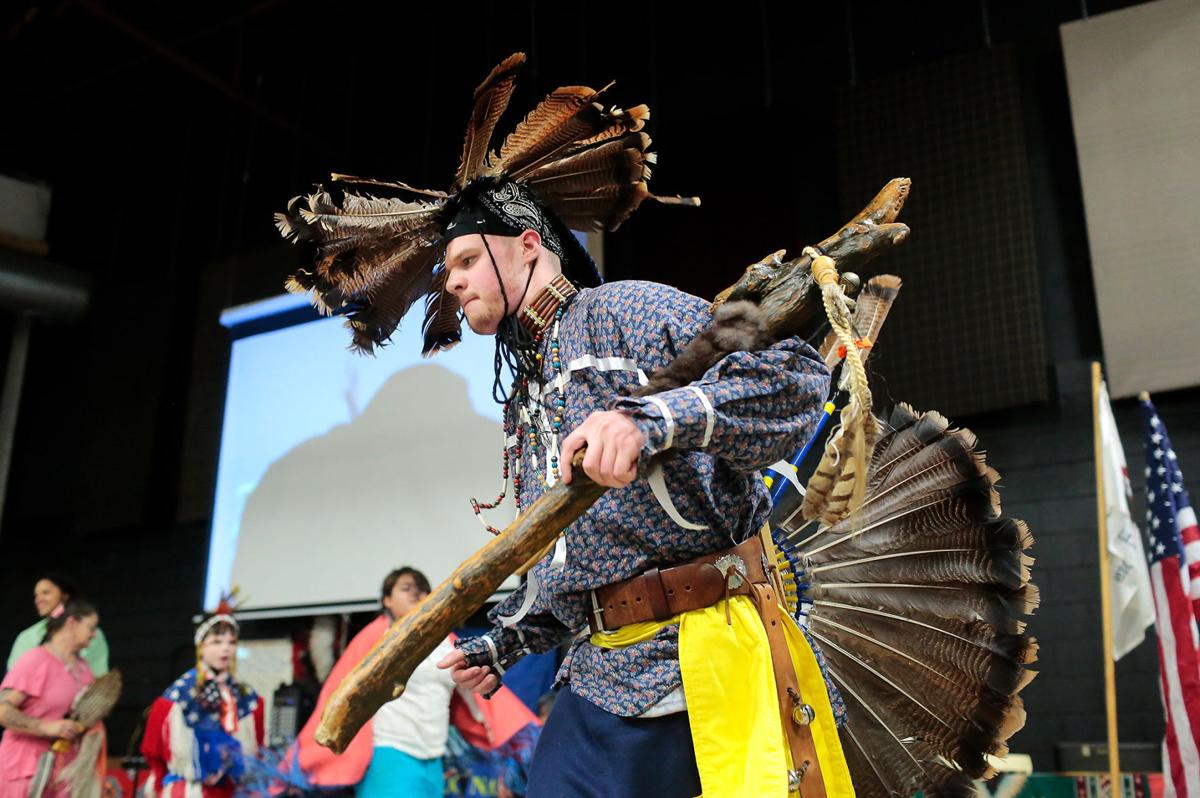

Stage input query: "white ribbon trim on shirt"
[
  {"left": 497, "top": 568, "right": 540, "bottom": 629},
  {"left": 551, "top": 535, "right": 568, "bottom": 569},
  {"left": 647, "top": 460, "right": 708, "bottom": 530},
  {"left": 565, "top": 355, "right": 649, "bottom": 385},
  {"left": 482, "top": 634, "right": 499, "bottom": 663},
  {"left": 644, "top": 395, "right": 675, "bottom": 451},
  {"left": 528, "top": 355, "right": 646, "bottom": 400},
  {"left": 687, "top": 386, "right": 715, "bottom": 447}
]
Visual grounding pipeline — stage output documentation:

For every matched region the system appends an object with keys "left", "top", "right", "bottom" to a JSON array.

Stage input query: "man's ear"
[{"left": 518, "top": 228, "right": 543, "bottom": 264}]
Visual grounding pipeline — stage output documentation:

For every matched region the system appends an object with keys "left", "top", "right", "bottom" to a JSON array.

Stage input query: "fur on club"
[{"left": 630, "top": 300, "right": 772, "bottom": 398}]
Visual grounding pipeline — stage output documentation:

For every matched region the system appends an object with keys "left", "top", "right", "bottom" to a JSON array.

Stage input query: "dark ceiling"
[{"left": 2, "top": 0, "right": 1149, "bottom": 295}]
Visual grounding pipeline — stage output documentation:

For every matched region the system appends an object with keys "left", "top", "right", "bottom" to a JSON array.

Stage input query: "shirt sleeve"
[
  {"left": 82, "top": 627, "right": 109, "bottom": 677},
  {"left": 1, "top": 647, "right": 50, "bottom": 698},
  {"left": 6, "top": 623, "right": 42, "bottom": 673},
  {"left": 614, "top": 336, "right": 830, "bottom": 472},
  {"left": 602, "top": 285, "right": 831, "bottom": 473},
  {"left": 141, "top": 696, "right": 173, "bottom": 794},
  {"left": 455, "top": 579, "right": 574, "bottom": 676},
  {"left": 253, "top": 694, "right": 266, "bottom": 748}
]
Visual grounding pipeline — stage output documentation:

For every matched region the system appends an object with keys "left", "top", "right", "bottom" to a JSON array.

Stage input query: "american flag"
[{"left": 1142, "top": 398, "right": 1200, "bottom": 797}]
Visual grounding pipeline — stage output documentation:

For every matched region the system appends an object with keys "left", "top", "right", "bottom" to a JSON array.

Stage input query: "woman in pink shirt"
[{"left": 0, "top": 598, "right": 100, "bottom": 798}]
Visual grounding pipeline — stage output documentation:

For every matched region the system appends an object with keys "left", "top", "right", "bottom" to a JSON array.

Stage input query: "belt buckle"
[{"left": 589, "top": 589, "right": 615, "bottom": 635}]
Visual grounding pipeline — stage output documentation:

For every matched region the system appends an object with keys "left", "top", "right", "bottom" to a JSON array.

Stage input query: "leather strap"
[
  {"left": 589, "top": 536, "right": 768, "bottom": 634},
  {"left": 642, "top": 568, "right": 672, "bottom": 620},
  {"left": 750, "top": 582, "right": 827, "bottom": 797}
]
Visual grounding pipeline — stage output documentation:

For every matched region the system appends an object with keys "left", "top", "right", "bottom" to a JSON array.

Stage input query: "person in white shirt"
[{"left": 357, "top": 567, "right": 455, "bottom": 798}]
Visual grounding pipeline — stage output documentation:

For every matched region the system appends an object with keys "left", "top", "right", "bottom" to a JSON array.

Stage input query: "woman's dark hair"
[
  {"left": 380, "top": 567, "right": 432, "bottom": 604},
  {"left": 38, "top": 571, "right": 80, "bottom": 602},
  {"left": 41, "top": 598, "right": 98, "bottom": 644}
]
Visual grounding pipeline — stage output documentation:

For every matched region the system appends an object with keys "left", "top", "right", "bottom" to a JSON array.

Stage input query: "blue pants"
[
  {"left": 526, "top": 688, "right": 702, "bottom": 798},
  {"left": 357, "top": 746, "right": 444, "bottom": 798}
]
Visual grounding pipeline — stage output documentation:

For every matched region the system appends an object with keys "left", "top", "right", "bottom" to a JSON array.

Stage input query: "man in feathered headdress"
[{"left": 277, "top": 54, "right": 852, "bottom": 796}]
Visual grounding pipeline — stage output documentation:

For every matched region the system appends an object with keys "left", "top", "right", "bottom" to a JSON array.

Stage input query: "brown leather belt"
[{"left": 587, "top": 536, "right": 769, "bottom": 634}]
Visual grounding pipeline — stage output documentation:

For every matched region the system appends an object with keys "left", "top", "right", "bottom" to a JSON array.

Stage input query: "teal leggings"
[{"left": 357, "top": 746, "right": 444, "bottom": 798}]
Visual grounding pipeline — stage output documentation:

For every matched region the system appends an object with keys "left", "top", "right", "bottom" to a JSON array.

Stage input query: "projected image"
[{"left": 205, "top": 302, "right": 514, "bottom": 611}]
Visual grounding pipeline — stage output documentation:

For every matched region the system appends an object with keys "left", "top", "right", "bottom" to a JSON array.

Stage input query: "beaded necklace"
[{"left": 471, "top": 275, "right": 578, "bottom": 534}]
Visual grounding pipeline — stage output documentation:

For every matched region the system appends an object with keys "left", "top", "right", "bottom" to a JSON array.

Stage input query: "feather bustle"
[{"left": 784, "top": 405, "right": 1036, "bottom": 797}]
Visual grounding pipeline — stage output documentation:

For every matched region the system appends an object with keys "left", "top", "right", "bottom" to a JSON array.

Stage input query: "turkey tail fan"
[
  {"left": 455, "top": 52, "right": 526, "bottom": 190},
  {"left": 773, "top": 404, "right": 1037, "bottom": 798}
]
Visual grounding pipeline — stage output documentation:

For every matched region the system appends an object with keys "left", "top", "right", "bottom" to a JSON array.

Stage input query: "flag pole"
[{"left": 1092, "top": 361, "right": 1122, "bottom": 793}]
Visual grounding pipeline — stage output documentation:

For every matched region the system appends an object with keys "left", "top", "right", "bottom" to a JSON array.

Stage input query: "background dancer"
[
  {"left": 141, "top": 598, "right": 263, "bottom": 798},
  {"left": 0, "top": 599, "right": 103, "bottom": 798}
]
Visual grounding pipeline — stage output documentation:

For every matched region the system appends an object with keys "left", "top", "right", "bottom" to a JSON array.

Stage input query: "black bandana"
[{"left": 445, "top": 179, "right": 602, "bottom": 288}]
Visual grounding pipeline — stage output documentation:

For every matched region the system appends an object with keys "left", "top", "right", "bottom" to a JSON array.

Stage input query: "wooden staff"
[{"left": 316, "top": 177, "right": 913, "bottom": 753}]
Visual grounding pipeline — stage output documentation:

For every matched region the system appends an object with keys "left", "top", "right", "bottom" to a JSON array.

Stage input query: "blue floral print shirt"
[{"left": 457, "top": 280, "right": 834, "bottom": 718}]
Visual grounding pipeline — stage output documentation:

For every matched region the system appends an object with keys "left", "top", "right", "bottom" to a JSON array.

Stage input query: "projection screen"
[{"left": 205, "top": 295, "right": 516, "bottom": 613}]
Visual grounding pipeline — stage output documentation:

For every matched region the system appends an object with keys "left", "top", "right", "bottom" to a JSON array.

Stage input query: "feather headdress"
[
  {"left": 195, "top": 589, "right": 242, "bottom": 646},
  {"left": 276, "top": 52, "right": 695, "bottom": 355}
]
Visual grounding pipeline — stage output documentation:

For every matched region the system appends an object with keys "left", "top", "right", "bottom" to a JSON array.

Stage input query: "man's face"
[{"left": 444, "top": 234, "right": 528, "bottom": 335}]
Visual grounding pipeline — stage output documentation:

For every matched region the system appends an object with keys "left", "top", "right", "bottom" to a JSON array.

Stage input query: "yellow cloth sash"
[{"left": 592, "top": 594, "right": 854, "bottom": 797}]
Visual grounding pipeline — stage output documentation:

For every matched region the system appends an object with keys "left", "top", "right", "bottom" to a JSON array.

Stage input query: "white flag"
[{"left": 1099, "top": 380, "right": 1155, "bottom": 659}]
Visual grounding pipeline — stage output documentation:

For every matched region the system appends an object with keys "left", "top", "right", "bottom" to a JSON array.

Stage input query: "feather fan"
[{"left": 773, "top": 405, "right": 1038, "bottom": 798}]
